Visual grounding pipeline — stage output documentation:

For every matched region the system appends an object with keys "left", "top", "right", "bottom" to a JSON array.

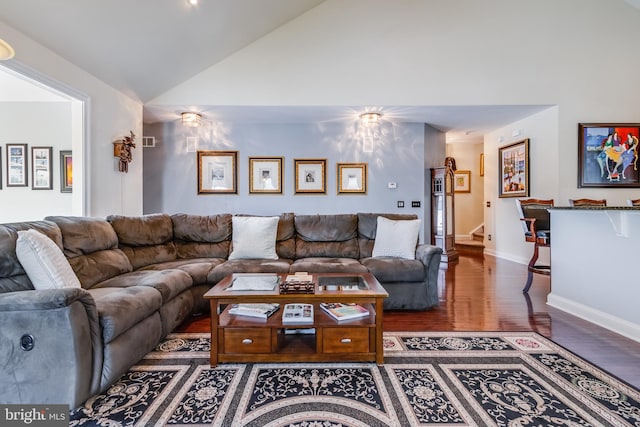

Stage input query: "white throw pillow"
[
  {"left": 15, "top": 229, "right": 81, "bottom": 289},
  {"left": 228, "top": 216, "right": 279, "bottom": 260},
  {"left": 371, "top": 216, "right": 421, "bottom": 260}
]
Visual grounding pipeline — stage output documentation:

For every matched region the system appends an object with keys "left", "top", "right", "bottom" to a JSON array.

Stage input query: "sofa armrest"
[
  {"left": 416, "top": 244, "right": 443, "bottom": 308},
  {"left": 0, "top": 288, "right": 103, "bottom": 407}
]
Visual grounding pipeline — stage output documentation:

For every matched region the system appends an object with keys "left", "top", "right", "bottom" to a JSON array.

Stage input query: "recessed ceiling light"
[{"left": 188, "top": 0, "right": 198, "bottom": 5}]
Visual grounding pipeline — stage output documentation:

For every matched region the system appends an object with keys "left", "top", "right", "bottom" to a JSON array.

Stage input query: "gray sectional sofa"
[{"left": 0, "top": 212, "right": 442, "bottom": 407}]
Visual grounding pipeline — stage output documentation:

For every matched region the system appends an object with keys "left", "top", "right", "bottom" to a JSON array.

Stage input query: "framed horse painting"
[{"left": 578, "top": 123, "right": 640, "bottom": 188}]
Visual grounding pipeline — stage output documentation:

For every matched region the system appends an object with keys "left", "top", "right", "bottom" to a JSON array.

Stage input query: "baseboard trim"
[{"left": 547, "top": 293, "right": 640, "bottom": 343}]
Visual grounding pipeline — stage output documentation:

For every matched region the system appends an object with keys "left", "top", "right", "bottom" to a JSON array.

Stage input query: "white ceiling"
[{"left": 0, "top": 0, "right": 557, "bottom": 139}]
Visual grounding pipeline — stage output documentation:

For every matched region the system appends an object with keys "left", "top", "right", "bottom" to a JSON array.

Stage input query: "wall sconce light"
[
  {"left": 181, "top": 112, "right": 202, "bottom": 127},
  {"left": 0, "top": 39, "right": 16, "bottom": 61},
  {"left": 359, "top": 112, "right": 382, "bottom": 126}
]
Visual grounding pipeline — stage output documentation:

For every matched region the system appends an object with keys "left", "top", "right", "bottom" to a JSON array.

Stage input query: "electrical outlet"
[
  {"left": 397, "top": 201, "right": 405, "bottom": 208},
  {"left": 488, "top": 234, "right": 492, "bottom": 241},
  {"left": 411, "top": 201, "right": 421, "bottom": 208}
]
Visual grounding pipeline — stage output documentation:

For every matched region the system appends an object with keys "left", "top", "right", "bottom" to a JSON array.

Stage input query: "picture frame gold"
[
  {"left": 294, "top": 158, "right": 326, "bottom": 194},
  {"left": 197, "top": 150, "right": 238, "bottom": 194},
  {"left": 249, "top": 156, "right": 283, "bottom": 194},
  {"left": 337, "top": 162, "right": 367, "bottom": 194},
  {"left": 453, "top": 170, "right": 471, "bottom": 193},
  {"left": 499, "top": 139, "right": 529, "bottom": 198}
]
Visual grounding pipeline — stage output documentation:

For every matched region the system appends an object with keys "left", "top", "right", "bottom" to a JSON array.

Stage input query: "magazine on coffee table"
[
  {"left": 282, "top": 303, "right": 314, "bottom": 323},
  {"left": 320, "top": 303, "right": 369, "bottom": 321},
  {"left": 228, "top": 273, "right": 280, "bottom": 291},
  {"left": 228, "top": 303, "right": 280, "bottom": 319}
]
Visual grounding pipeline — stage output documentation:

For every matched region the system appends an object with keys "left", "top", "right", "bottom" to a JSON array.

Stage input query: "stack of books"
[
  {"left": 320, "top": 303, "right": 370, "bottom": 321},
  {"left": 282, "top": 303, "right": 314, "bottom": 323},
  {"left": 228, "top": 303, "right": 280, "bottom": 319}
]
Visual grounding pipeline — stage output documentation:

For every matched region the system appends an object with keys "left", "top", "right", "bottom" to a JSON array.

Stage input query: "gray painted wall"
[{"left": 143, "top": 120, "right": 430, "bottom": 241}]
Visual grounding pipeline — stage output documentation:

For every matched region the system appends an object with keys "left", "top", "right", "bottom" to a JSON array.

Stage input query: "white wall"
[
  {"left": 446, "top": 142, "right": 484, "bottom": 236},
  {"left": 0, "top": 20, "right": 144, "bottom": 219},
  {"left": 150, "top": 0, "right": 640, "bottom": 263},
  {"left": 484, "top": 107, "right": 559, "bottom": 264},
  {"left": 0, "top": 102, "right": 72, "bottom": 222}
]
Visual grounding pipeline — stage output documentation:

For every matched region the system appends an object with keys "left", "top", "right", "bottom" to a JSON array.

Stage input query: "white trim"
[{"left": 548, "top": 293, "right": 640, "bottom": 343}]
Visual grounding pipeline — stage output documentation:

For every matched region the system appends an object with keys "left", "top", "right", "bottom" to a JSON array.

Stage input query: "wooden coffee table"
[{"left": 203, "top": 272, "right": 388, "bottom": 366}]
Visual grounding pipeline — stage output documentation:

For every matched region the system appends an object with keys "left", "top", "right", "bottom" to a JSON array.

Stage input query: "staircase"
[{"left": 455, "top": 226, "right": 485, "bottom": 256}]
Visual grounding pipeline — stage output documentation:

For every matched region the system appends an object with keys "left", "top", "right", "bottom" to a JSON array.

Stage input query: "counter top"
[{"left": 550, "top": 206, "right": 640, "bottom": 211}]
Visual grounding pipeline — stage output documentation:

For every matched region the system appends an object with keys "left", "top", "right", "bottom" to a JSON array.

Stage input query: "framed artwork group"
[
  {"left": 197, "top": 151, "right": 367, "bottom": 196},
  {"left": 1, "top": 144, "right": 72, "bottom": 192}
]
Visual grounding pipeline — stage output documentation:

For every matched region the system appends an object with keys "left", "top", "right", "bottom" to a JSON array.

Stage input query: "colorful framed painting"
[
  {"left": 6, "top": 143, "right": 28, "bottom": 187},
  {"left": 499, "top": 139, "right": 529, "bottom": 198},
  {"left": 337, "top": 162, "right": 367, "bottom": 194},
  {"left": 197, "top": 150, "right": 238, "bottom": 194},
  {"left": 249, "top": 156, "right": 283, "bottom": 194},
  {"left": 60, "top": 150, "right": 72, "bottom": 193},
  {"left": 32, "top": 146, "right": 53, "bottom": 190},
  {"left": 454, "top": 170, "right": 471, "bottom": 193},
  {"left": 578, "top": 123, "right": 640, "bottom": 188},
  {"left": 294, "top": 158, "right": 326, "bottom": 194}
]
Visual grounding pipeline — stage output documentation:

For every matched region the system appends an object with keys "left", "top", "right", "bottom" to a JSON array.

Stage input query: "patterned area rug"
[{"left": 70, "top": 332, "right": 640, "bottom": 426}]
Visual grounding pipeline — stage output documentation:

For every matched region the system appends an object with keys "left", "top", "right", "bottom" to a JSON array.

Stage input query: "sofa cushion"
[
  {"left": 360, "top": 257, "right": 425, "bottom": 282},
  {"left": 229, "top": 216, "right": 279, "bottom": 260},
  {"left": 357, "top": 213, "right": 418, "bottom": 258},
  {"left": 171, "top": 213, "right": 231, "bottom": 259},
  {"left": 290, "top": 258, "right": 368, "bottom": 274},
  {"left": 372, "top": 216, "right": 421, "bottom": 260},
  {"left": 45, "top": 216, "right": 133, "bottom": 289},
  {"left": 0, "top": 221, "right": 62, "bottom": 293},
  {"left": 16, "top": 229, "right": 81, "bottom": 290},
  {"left": 107, "top": 214, "right": 177, "bottom": 270},
  {"left": 91, "top": 269, "right": 193, "bottom": 303},
  {"left": 208, "top": 259, "right": 292, "bottom": 284},
  {"left": 294, "top": 214, "right": 359, "bottom": 258},
  {"left": 139, "top": 258, "right": 225, "bottom": 286},
  {"left": 88, "top": 286, "right": 162, "bottom": 344}
]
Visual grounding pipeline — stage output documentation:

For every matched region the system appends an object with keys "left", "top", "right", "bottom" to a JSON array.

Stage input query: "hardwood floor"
[{"left": 176, "top": 254, "right": 640, "bottom": 388}]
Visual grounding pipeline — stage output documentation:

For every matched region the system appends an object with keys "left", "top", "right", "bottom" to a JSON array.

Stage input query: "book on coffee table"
[
  {"left": 282, "top": 303, "right": 314, "bottom": 323},
  {"left": 320, "top": 303, "right": 369, "bottom": 321},
  {"left": 228, "top": 303, "right": 280, "bottom": 319}
]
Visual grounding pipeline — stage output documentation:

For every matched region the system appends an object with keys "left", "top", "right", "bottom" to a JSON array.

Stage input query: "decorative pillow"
[
  {"left": 371, "top": 216, "right": 421, "bottom": 260},
  {"left": 228, "top": 216, "right": 279, "bottom": 260},
  {"left": 15, "top": 229, "right": 82, "bottom": 289}
]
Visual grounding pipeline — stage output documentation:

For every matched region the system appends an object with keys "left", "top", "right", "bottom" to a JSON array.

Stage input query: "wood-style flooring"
[{"left": 176, "top": 254, "right": 640, "bottom": 388}]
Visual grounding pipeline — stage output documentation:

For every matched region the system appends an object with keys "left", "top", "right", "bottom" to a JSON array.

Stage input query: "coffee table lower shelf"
[{"left": 215, "top": 323, "right": 379, "bottom": 364}]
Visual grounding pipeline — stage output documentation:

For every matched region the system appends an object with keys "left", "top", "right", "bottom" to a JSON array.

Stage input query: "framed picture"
[
  {"left": 197, "top": 150, "right": 238, "bottom": 194},
  {"left": 249, "top": 156, "right": 283, "bottom": 194},
  {"left": 499, "top": 139, "right": 529, "bottom": 198},
  {"left": 60, "top": 150, "right": 72, "bottom": 193},
  {"left": 294, "top": 158, "right": 326, "bottom": 194},
  {"left": 337, "top": 162, "right": 367, "bottom": 194},
  {"left": 0, "top": 150, "right": 2, "bottom": 189},
  {"left": 578, "top": 123, "right": 640, "bottom": 188},
  {"left": 31, "top": 146, "right": 53, "bottom": 190},
  {"left": 454, "top": 170, "right": 471, "bottom": 193},
  {"left": 479, "top": 153, "right": 485, "bottom": 177},
  {"left": 6, "top": 143, "right": 28, "bottom": 187}
]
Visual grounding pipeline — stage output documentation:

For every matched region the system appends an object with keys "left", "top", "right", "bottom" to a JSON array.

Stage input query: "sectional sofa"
[{"left": 0, "top": 212, "right": 442, "bottom": 407}]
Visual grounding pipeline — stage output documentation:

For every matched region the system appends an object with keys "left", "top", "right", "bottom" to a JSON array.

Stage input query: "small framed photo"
[
  {"left": 6, "top": 143, "right": 28, "bottom": 187},
  {"left": 32, "top": 146, "right": 53, "bottom": 190},
  {"left": 499, "top": 139, "right": 529, "bottom": 198},
  {"left": 294, "top": 158, "right": 326, "bottom": 194},
  {"left": 578, "top": 123, "right": 640, "bottom": 188},
  {"left": 60, "top": 150, "right": 72, "bottom": 193},
  {"left": 249, "top": 156, "right": 283, "bottom": 194},
  {"left": 337, "top": 162, "right": 367, "bottom": 194},
  {"left": 453, "top": 170, "right": 471, "bottom": 193},
  {"left": 197, "top": 150, "right": 238, "bottom": 194}
]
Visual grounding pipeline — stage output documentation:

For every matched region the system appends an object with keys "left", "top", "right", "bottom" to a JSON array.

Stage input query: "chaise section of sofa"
[{"left": 0, "top": 221, "right": 102, "bottom": 408}]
